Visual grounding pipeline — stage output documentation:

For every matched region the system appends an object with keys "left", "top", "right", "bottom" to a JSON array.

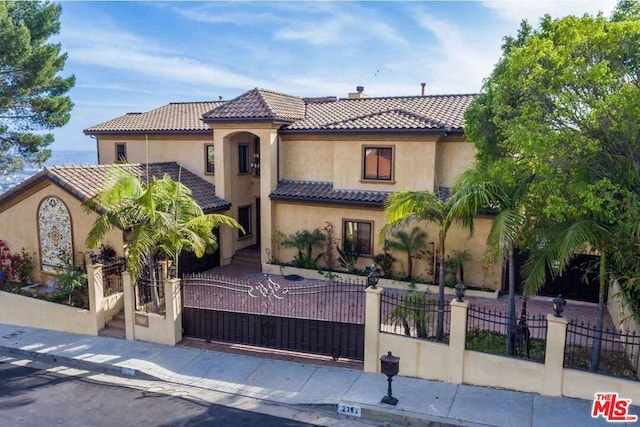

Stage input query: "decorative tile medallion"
[{"left": 38, "top": 196, "right": 73, "bottom": 273}]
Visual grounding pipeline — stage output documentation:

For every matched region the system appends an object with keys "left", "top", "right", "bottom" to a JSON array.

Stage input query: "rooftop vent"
[{"left": 348, "top": 86, "right": 367, "bottom": 99}]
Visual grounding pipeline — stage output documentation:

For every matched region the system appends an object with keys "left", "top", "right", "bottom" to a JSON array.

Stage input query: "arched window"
[{"left": 38, "top": 196, "right": 73, "bottom": 273}]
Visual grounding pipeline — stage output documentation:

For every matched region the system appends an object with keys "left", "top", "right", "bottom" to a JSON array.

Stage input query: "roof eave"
[
  {"left": 202, "top": 117, "right": 296, "bottom": 125},
  {"left": 83, "top": 129, "right": 212, "bottom": 136},
  {"left": 278, "top": 127, "right": 464, "bottom": 136},
  {"left": 269, "top": 194, "right": 386, "bottom": 208},
  {"left": 204, "top": 202, "right": 232, "bottom": 213}
]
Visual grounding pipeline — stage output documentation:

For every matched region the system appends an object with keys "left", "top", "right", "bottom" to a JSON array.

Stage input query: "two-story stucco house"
[
  {"left": 0, "top": 86, "right": 500, "bottom": 289},
  {"left": 81, "top": 87, "right": 500, "bottom": 289}
]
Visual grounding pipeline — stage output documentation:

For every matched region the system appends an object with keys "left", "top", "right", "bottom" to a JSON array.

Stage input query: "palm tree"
[
  {"left": 386, "top": 226, "right": 428, "bottom": 280},
  {"left": 448, "top": 163, "right": 527, "bottom": 355},
  {"left": 382, "top": 191, "right": 473, "bottom": 341},
  {"left": 523, "top": 220, "right": 610, "bottom": 370},
  {"left": 282, "top": 228, "right": 326, "bottom": 269},
  {"left": 85, "top": 167, "right": 242, "bottom": 281},
  {"left": 387, "top": 291, "right": 433, "bottom": 338}
]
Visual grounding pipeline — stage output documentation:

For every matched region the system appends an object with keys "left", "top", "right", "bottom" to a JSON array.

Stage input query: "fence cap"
[
  {"left": 546, "top": 313, "right": 568, "bottom": 324},
  {"left": 450, "top": 299, "right": 469, "bottom": 308}
]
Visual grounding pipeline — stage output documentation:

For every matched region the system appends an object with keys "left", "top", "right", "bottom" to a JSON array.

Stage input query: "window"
[
  {"left": 115, "top": 143, "right": 127, "bottom": 163},
  {"left": 238, "top": 144, "right": 250, "bottom": 174},
  {"left": 238, "top": 205, "right": 252, "bottom": 238},
  {"left": 363, "top": 146, "right": 392, "bottom": 181},
  {"left": 251, "top": 137, "right": 260, "bottom": 176},
  {"left": 343, "top": 220, "right": 372, "bottom": 255},
  {"left": 205, "top": 144, "right": 215, "bottom": 174}
]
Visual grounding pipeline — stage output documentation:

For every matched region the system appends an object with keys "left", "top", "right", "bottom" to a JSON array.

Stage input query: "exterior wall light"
[
  {"left": 367, "top": 264, "right": 381, "bottom": 289},
  {"left": 455, "top": 281, "right": 466, "bottom": 302},
  {"left": 552, "top": 294, "right": 566, "bottom": 317}
]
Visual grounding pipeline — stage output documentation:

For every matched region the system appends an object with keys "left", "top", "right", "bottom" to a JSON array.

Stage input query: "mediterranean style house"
[{"left": 0, "top": 86, "right": 501, "bottom": 289}]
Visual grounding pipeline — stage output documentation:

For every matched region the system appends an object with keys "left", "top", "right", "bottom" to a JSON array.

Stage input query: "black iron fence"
[
  {"left": 380, "top": 291, "right": 450, "bottom": 343},
  {"left": 102, "top": 257, "right": 127, "bottom": 297},
  {"left": 466, "top": 304, "right": 548, "bottom": 363},
  {"left": 182, "top": 274, "right": 365, "bottom": 323},
  {"left": 136, "top": 263, "right": 165, "bottom": 315},
  {"left": 564, "top": 320, "right": 639, "bottom": 381}
]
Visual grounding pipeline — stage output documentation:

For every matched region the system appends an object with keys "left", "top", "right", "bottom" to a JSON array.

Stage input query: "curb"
[
  {"left": 303, "top": 402, "right": 470, "bottom": 427},
  {"left": 0, "top": 346, "right": 160, "bottom": 382}
]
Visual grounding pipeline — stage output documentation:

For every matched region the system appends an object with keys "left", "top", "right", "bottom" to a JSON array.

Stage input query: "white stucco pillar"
[
  {"left": 259, "top": 129, "right": 279, "bottom": 265},
  {"left": 164, "top": 278, "right": 182, "bottom": 345},
  {"left": 448, "top": 299, "right": 468, "bottom": 384},
  {"left": 364, "top": 286, "right": 383, "bottom": 373},
  {"left": 87, "top": 263, "right": 104, "bottom": 334},
  {"left": 122, "top": 271, "right": 135, "bottom": 340},
  {"left": 214, "top": 129, "right": 235, "bottom": 265},
  {"left": 543, "top": 314, "right": 568, "bottom": 396}
]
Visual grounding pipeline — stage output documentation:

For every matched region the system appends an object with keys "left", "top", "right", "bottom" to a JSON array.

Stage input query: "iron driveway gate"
[{"left": 182, "top": 274, "right": 365, "bottom": 360}]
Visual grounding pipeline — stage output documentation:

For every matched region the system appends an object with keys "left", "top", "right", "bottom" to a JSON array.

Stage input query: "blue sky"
[{"left": 51, "top": 0, "right": 616, "bottom": 152}]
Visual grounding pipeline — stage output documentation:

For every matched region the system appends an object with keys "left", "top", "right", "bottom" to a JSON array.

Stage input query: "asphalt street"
[{"left": 0, "top": 362, "right": 321, "bottom": 427}]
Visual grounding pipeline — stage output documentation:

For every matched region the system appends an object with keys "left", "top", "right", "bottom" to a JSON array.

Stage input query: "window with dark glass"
[
  {"left": 205, "top": 144, "right": 215, "bottom": 174},
  {"left": 343, "top": 220, "right": 372, "bottom": 255},
  {"left": 238, "top": 205, "right": 252, "bottom": 238},
  {"left": 238, "top": 144, "right": 250, "bottom": 174},
  {"left": 251, "top": 137, "right": 260, "bottom": 176},
  {"left": 363, "top": 146, "right": 392, "bottom": 180},
  {"left": 115, "top": 143, "right": 127, "bottom": 163}
]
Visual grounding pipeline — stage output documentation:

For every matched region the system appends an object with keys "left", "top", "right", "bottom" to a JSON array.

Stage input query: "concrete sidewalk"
[{"left": 0, "top": 324, "right": 637, "bottom": 427}]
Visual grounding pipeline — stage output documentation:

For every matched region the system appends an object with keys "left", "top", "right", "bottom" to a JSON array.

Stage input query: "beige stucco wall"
[
  {"left": 280, "top": 134, "right": 439, "bottom": 192},
  {"left": 562, "top": 368, "right": 640, "bottom": 403},
  {"left": 0, "top": 181, "right": 124, "bottom": 282},
  {"left": 97, "top": 134, "right": 215, "bottom": 183},
  {"left": 272, "top": 201, "right": 384, "bottom": 271},
  {"left": 0, "top": 290, "right": 98, "bottom": 335},
  {"left": 378, "top": 332, "right": 450, "bottom": 382},
  {"left": 435, "top": 138, "right": 476, "bottom": 188},
  {"left": 271, "top": 201, "right": 501, "bottom": 290},
  {"left": 280, "top": 136, "right": 333, "bottom": 182}
]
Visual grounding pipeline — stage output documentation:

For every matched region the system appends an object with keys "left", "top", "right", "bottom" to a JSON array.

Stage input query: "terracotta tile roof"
[
  {"left": 84, "top": 101, "right": 224, "bottom": 135},
  {"left": 269, "top": 180, "right": 392, "bottom": 207},
  {"left": 202, "top": 88, "right": 306, "bottom": 122},
  {"left": 284, "top": 94, "right": 476, "bottom": 132},
  {"left": 0, "top": 163, "right": 231, "bottom": 212}
]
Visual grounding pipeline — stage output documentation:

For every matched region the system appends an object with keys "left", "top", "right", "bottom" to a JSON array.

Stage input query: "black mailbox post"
[{"left": 380, "top": 351, "right": 400, "bottom": 405}]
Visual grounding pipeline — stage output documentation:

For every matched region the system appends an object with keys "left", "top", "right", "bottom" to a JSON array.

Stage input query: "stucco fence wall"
[
  {"left": 0, "top": 264, "right": 123, "bottom": 336},
  {"left": 0, "top": 264, "right": 181, "bottom": 347},
  {"left": 364, "top": 288, "right": 640, "bottom": 403},
  {"left": 121, "top": 270, "right": 182, "bottom": 347}
]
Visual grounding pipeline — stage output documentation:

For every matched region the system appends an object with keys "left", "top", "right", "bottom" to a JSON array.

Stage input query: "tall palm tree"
[
  {"left": 85, "top": 167, "right": 242, "bottom": 280},
  {"left": 449, "top": 163, "right": 528, "bottom": 355},
  {"left": 386, "top": 226, "right": 428, "bottom": 280},
  {"left": 383, "top": 191, "right": 473, "bottom": 341}
]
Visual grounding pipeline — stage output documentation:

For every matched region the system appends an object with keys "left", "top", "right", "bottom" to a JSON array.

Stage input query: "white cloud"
[
  {"left": 168, "top": 7, "right": 279, "bottom": 26},
  {"left": 272, "top": 4, "right": 408, "bottom": 47},
  {"left": 481, "top": 0, "right": 617, "bottom": 24},
  {"left": 406, "top": 9, "right": 503, "bottom": 94},
  {"left": 71, "top": 45, "right": 259, "bottom": 89}
]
